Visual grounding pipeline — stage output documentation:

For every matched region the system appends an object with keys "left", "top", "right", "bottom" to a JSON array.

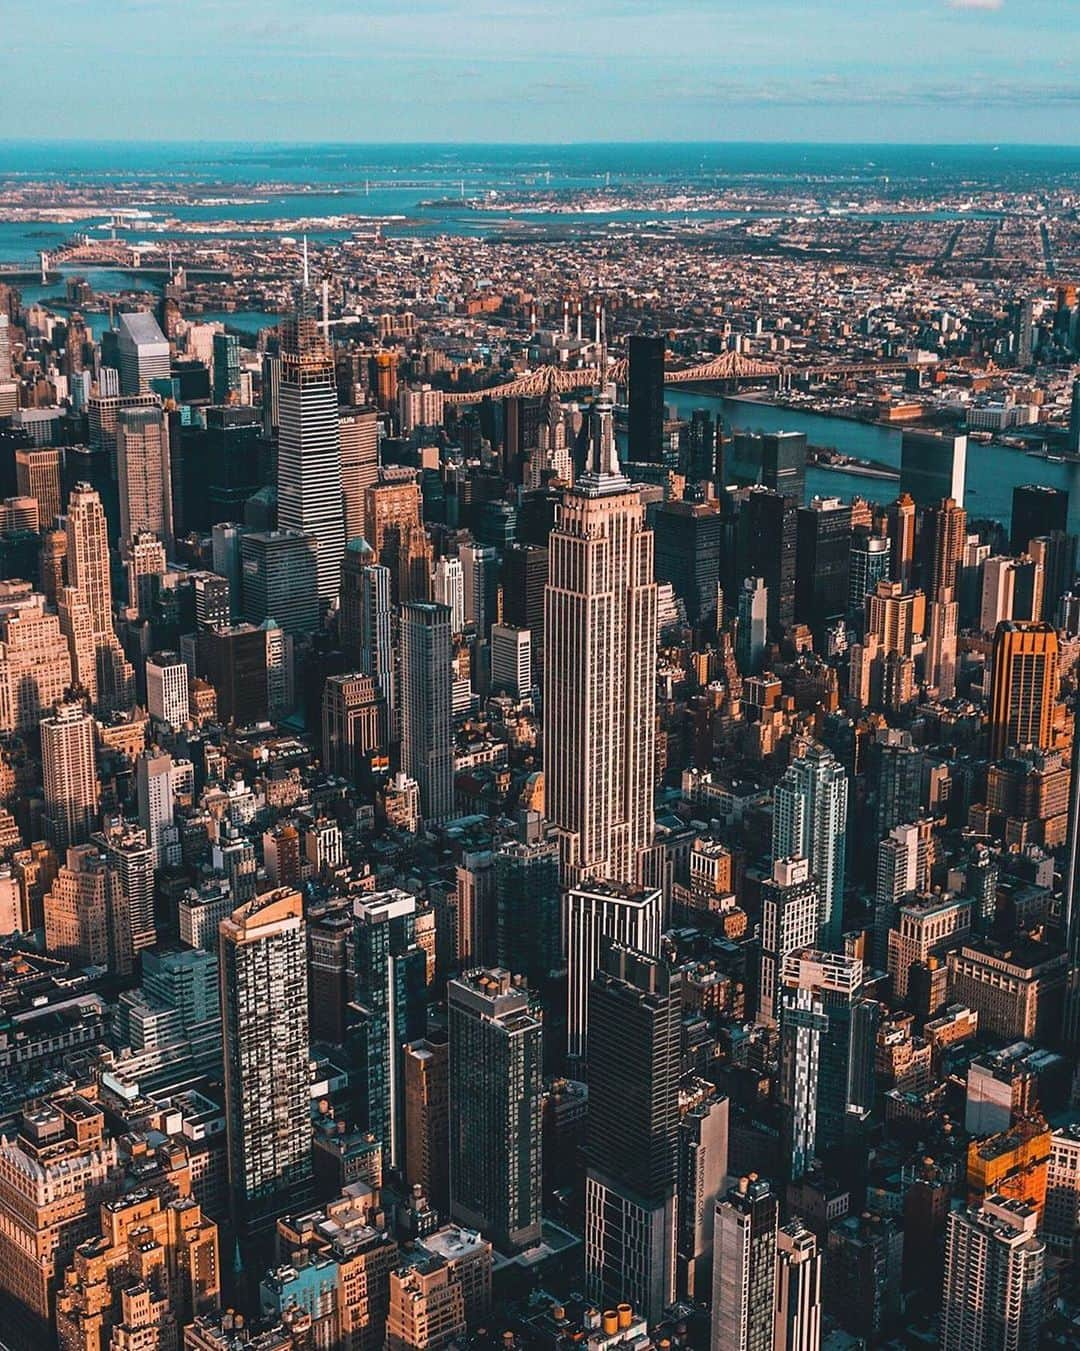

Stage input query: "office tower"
[
  {"left": 729, "top": 429, "right": 807, "bottom": 502},
  {"left": 239, "top": 528, "right": 319, "bottom": 637},
  {"left": 322, "top": 671, "right": 387, "bottom": 780},
  {"left": 795, "top": 496, "right": 851, "bottom": 632},
  {"left": 888, "top": 893, "right": 972, "bottom": 1001},
  {"left": 14, "top": 447, "right": 61, "bottom": 529},
  {"left": 565, "top": 879, "right": 664, "bottom": 1064},
  {"left": 41, "top": 701, "right": 98, "bottom": 847},
  {"left": 772, "top": 741, "right": 848, "bottom": 952},
  {"left": 947, "top": 940, "right": 1066, "bottom": 1044},
  {"left": 686, "top": 406, "right": 719, "bottom": 482},
  {"left": 39, "top": 527, "right": 66, "bottom": 606},
  {"left": 404, "top": 1037, "right": 450, "bottom": 1214},
  {"left": 209, "top": 522, "right": 244, "bottom": 618},
  {"left": 459, "top": 540, "right": 498, "bottom": 637},
  {"left": 263, "top": 823, "right": 301, "bottom": 889},
  {"left": 0, "top": 585, "right": 73, "bottom": 735},
  {"left": 448, "top": 968, "right": 542, "bottom": 1253},
  {"left": 61, "top": 483, "right": 135, "bottom": 713},
  {"left": 0, "top": 1095, "right": 121, "bottom": 1349},
  {"left": 654, "top": 499, "right": 723, "bottom": 627},
  {"left": 585, "top": 943, "right": 680, "bottom": 1325},
  {"left": 494, "top": 829, "right": 561, "bottom": 987},
  {"left": 43, "top": 844, "right": 112, "bottom": 968},
  {"left": 1011, "top": 483, "right": 1067, "bottom": 554},
  {"left": 545, "top": 388, "right": 656, "bottom": 886},
  {"left": 192, "top": 570, "right": 231, "bottom": 629},
  {"left": 888, "top": 491, "right": 916, "bottom": 588},
  {"left": 760, "top": 857, "right": 820, "bottom": 1027},
  {"left": 340, "top": 407, "right": 379, "bottom": 541},
  {"left": 865, "top": 578, "right": 923, "bottom": 657},
  {"left": 212, "top": 330, "right": 241, "bottom": 402},
  {"left": 940, "top": 1196, "right": 1045, "bottom": 1351},
  {"left": 873, "top": 822, "right": 923, "bottom": 968},
  {"left": 126, "top": 530, "right": 167, "bottom": 616},
  {"left": 188, "top": 406, "right": 262, "bottom": 527},
  {"left": 490, "top": 623, "right": 531, "bottom": 696},
  {"left": 398, "top": 382, "right": 445, "bottom": 433},
  {"left": 926, "top": 597, "right": 959, "bottom": 698},
  {"left": 826, "top": 1214, "right": 902, "bottom": 1344},
  {"left": 340, "top": 539, "right": 395, "bottom": 715},
  {"left": 899, "top": 430, "right": 967, "bottom": 508},
  {"left": 1063, "top": 711, "right": 1080, "bottom": 1049},
  {"left": 220, "top": 886, "right": 313, "bottom": 1233},
  {"left": 1028, "top": 532, "right": 1074, "bottom": 621},
  {"left": 136, "top": 749, "right": 188, "bottom": 867},
  {"left": 432, "top": 554, "right": 465, "bottom": 633},
  {"left": 1044, "top": 1124, "right": 1080, "bottom": 1256},
  {"left": 400, "top": 602, "right": 453, "bottom": 824},
  {"left": 628, "top": 334, "right": 665, "bottom": 462},
  {"left": 710, "top": 1176, "right": 778, "bottom": 1351},
  {"left": 277, "top": 263, "right": 345, "bottom": 605},
  {"left": 737, "top": 486, "right": 796, "bottom": 632},
  {"left": 925, "top": 497, "right": 966, "bottom": 602},
  {"left": 146, "top": 648, "right": 189, "bottom": 729},
  {"left": 774, "top": 1219, "right": 822, "bottom": 1351},
  {"left": 1014, "top": 295, "right": 1035, "bottom": 367},
  {"left": 736, "top": 575, "right": 768, "bottom": 675},
  {"left": 365, "top": 477, "right": 427, "bottom": 604},
  {"left": 116, "top": 310, "right": 170, "bottom": 394},
  {"left": 261, "top": 352, "right": 280, "bottom": 437},
  {"left": 987, "top": 621, "right": 1059, "bottom": 759},
  {"left": 349, "top": 890, "right": 428, "bottom": 1171},
  {"left": 0, "top": 310, "right": 9, "bottom": 379},
  {"left": 676, "top": 1095, "right": 729, "bottom": 1302},
  {"left": 97, "top": 822, "right": 156, "bottom": 965},
  {"left": 117, "top": 405, "right": 173, "bottom": 552},
  {"left": 196, "top": 622, "right": 269, "bottom": 725},
  {"left": 778, "top": 950, "right": 874, "bottom": 1181},
  {"left": 502, "top": 542, "right": 547, "bottom": 652}
]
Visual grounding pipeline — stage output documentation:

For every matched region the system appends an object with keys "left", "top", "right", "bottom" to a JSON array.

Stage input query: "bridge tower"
[{"left": 39, "top": 251, "right": 48, "bottom": 285}]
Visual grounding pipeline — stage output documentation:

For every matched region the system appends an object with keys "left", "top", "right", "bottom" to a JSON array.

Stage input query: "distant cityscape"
[{"left": 0, "top": 136, "right": 1079, "bottom": 1351}]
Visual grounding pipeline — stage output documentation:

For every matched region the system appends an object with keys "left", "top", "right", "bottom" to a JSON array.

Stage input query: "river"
[{"left": 662, "top": 389, "right": 1076, "bottom": 528}]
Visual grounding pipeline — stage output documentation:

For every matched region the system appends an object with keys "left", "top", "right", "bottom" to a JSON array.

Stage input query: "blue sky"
[{"left": 3, "top": 0, "right": 1077, "bottom": 143}]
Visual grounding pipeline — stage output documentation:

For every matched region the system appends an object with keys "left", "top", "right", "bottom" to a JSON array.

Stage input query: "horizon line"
[{"left": 3, "top": 136, "right": 1080, "bottom": 150}]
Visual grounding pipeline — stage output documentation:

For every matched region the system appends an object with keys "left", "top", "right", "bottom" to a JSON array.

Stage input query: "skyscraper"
[
  {"left": 116, "top": 310, "right": 170, "bottom": 395},
  {"left": 628, "top": 334, "right": 665, "bottom": 463},
  {"left": 14, "top": 447, "right": 61, "bottom": 530},
  {"left": 987, "top": 620, "right": 1059, "bottom": 759},
  {"left": 41, "top": 702, "right": 98, "bottom": 848},
  {"left": 340, "top": 407, "right": 379, "bottom": 542},
  {"left": 940, "top": 1196, "right": 1045, "bottom": 1351},
  {"left": 759, "top": 856, "right": 820, "bottom": 1027},
  {"left": 432, "top": 554, "right": 465, "bottom": 634},
  {"left": 277, "top": 256, "right": 345, "bottom": 605},
  {"left": 774, "top": 1219, "right": 823, "bottom": 1351},
  {"left": 365, "top": 476, "right": 428, "bottom": 605},
  {"left": 654, "top": 499, "right": 724, "bottom": 627},
  {"left": 772, "top": 741, "right": 849, "bottom": 952},
  {"left": 448, "top": 968, "right": 542, "bottom": 1254},
  {"left": 795, "top": 496, "right": 852, "bottom": 633},
  {"left": 545, "top": 387, "right": 657, "bottom": 886},
  {"left": 239, "top": 528, "right": 319, "bottom": 637},
  {"left": 146, "top": 648, "right": 190, "bottom": 729},
  {"left": 117, "top": 405, "right": 173, "bottom": 553},
  {"left": 1010, "top": 484, "right": 1067, "bottom": 555},
  {"left": 340, "top": 538, "right": 394, "bottom": 717},
  {"left": 710, "top": 1175, "right": 778, "bottom": 1351},
  {"left": 778, "top": 950, "right": 875, "bottom": 1182},
  {"left": 585, "top": 943, "right": 680, "bottom": 1325},
  {"left": 401, "top": 601, "right": 454, "bottom": 825},
  {"left": 220, "top": 886, "right": 313, "bottom": 1234},
  {"left": 212, "top": 330, "right": 241, "bottom": 403},
  {"left": 349, "top": 889, "right": 428, "bottom": 1172},
  {"left": 322, "top": 671, "right": 387, "bottom": 781},
  {"left": 848, "top": 528, "right": 891, "bottom": 615},
  {"left": 899, "top": 430, "right": 967, "bottom": 508},
  {"left": 565, "top": 878, "right": 665, "bottom": 1064},
  {"left": 61, "top": 483, "right": 135, "bottom": 713}
]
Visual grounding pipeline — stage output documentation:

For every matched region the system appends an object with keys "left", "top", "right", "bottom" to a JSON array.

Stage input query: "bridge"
[{"left": 442, "top": 351, "right": 922, "bottom": 405}]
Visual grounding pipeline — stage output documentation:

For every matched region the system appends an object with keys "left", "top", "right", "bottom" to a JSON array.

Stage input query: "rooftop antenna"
[{"left": 302, "top": 235, "right": 310, "bottom": 290}]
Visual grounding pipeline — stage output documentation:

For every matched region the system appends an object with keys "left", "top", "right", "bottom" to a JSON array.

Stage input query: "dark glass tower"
[
  {"left": 628, "top": 334, "right": 665, "bottom": 463},
  {"left": 584, "top": 941, "right": 681, "bottom": 1324}
]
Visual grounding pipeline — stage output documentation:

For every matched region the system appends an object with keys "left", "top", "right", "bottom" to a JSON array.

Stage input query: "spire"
[{"left": 302, "top": 235, "right": 310, "bottom": 290}]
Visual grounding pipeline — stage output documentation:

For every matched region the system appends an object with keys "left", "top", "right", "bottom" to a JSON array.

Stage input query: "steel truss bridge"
[{"left": 442, "top": 353, "right": 923, "bottom": 405}]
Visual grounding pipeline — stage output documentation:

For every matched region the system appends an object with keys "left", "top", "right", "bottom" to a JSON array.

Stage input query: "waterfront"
[{"left": 663, "top": 389, "right": 1077, "bottom": 526}]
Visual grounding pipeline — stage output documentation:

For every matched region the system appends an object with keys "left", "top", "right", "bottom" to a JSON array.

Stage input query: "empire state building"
[
  {"left": 277, "top": 250, "right": 345, "bottom": 605},
  {"left": 544, "top": 386, "right": 657, "bottom": 886}
]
